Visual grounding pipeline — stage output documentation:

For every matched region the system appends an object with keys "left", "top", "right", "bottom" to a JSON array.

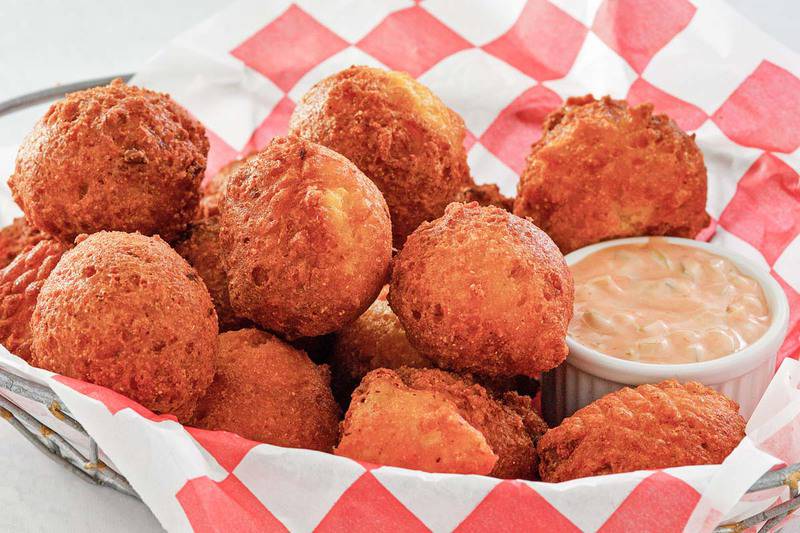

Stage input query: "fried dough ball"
[
  {"left": 331, "top": 286, "right": 431, "bottom": 397},
  {"left": 537, "top": 381, "right": 745, "bottom": 482},
  {"left": 0, "top": 240, "right": 67, "bottom": 361},
  {"left": 30, "top": 231, "right": 218, "bottom": 421},
  {"left": 335, "top": 368, "right": 546, "bottom": 479},
  {"left": 10, "top": 79, "right": 208, "bottom": 243},
  {"left": 455, "top": 183, "right": 514, "bottom": 212},
  {"left": 514, "top": 95, "right": 709, "bottom": 253},
  {"left": 331, "top": 286, "right": 541, "bottom": 401},
  {"left": 199, "top": 173, "right": 226, "bottom": 220},
  {"left": 199, "top": 155, "right": 252, "bottom": 219},
  {"left": 220, "top": 136, "right": 392, "bottom": 339},
  {"left": 389, "top": 202, "right": 574, "bottom": 377},
  {"left": 0, "top": 217, "right": 47, "bottom": 269},
  {"left": 175, "top": 216, "right": 248, "bottom": 331},
  {"left": 192, "top": 329, "right": 340, "bottom": 451},
  {"left": 289, "top": 66, "right": 471, "bottom": 246}
]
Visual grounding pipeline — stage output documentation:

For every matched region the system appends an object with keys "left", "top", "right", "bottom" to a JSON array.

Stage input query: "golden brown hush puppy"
[
  {"left": 199, "top": 155, "right": 253, "bottom": 220},
  {"left": 335, "top": 368, "right": 546, "bottom": 479},
  {"left": 10, "top": 79, "right": 208, "bottom": 243},
  {"left": 514, "top": 95, "right": 709, "bottom": 253},
  {"left": 537, "top": 381, "right": 745, "bottom": 482},
  {"left": 331, "top": 286, "right": 539, "bottom": 402},
  {"left": 289, "top": 66, "right": 471, "bottom": 247},
  {"left": 0, "top": 240, "right": 67, "bottom": 361},
  {"left": 389, "top": 202, "right": 574, "bottom": 378},
  {"left": 220, "top": 136, "right": 392, "bottom": 339},
  {"left": 192, "top": 329, "right": 340, "bottom": 451},
  {"left": 0, "top": 217, "right": 47, "bottom": 269},
  {"left": 455, "top": 183, "right": 514, "bottom": 212},
  {"left": 175, "top": 216, "right": 248, "bottom": 331},
  {"left": 30, "top": 232, "right": 218, "bottom": 421},
  {"left": 331, "top": 286, "right": 431, "bottom": 397}
]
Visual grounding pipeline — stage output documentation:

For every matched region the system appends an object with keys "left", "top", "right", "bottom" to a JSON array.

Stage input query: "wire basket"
[
  {"left": 2, "top": 79, "right": 800, "bottom": 533},
  {"left": 1, "top": 365, "right": 799, "bottom": 532}
]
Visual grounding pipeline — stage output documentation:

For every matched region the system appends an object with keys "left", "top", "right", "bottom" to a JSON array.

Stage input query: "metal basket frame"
[
  {"left": 0, "top": 366, "right": 137, "bottom": 498},
  {"left": 2, "top": 79, "right": 800, "bottom": 532}
]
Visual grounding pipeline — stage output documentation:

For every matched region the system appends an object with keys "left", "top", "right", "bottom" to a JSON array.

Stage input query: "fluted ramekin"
[{"left": 542, "top": 236, "right": 790, "bottom": 425}]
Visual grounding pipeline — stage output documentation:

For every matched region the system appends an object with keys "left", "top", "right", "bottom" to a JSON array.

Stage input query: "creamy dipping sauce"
[{"left": 568, "top": 239, "right": 770, "bottom": 364}]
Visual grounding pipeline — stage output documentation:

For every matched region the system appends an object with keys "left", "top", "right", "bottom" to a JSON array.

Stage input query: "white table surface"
[{"left": 0, "top": 1, "right": 797, "bottom": 532}]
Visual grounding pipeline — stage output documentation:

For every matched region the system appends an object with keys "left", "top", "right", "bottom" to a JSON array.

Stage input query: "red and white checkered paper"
[{"left": 2, "top": 0, "right": 800, "bottom": 531}]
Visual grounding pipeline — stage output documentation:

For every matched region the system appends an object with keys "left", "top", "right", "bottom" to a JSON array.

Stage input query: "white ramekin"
[{"left": 542, "top": 236, "right": 790, "bottom": 425}]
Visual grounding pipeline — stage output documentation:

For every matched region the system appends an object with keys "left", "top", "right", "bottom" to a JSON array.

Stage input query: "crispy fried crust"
[
  {"left": 331, "top": 286, "right": 431, "bottom": 397},
  {"left": 389, "top": 202, "right": 574, "bottom": 377},
  {"left": 396, "top": 368, "right": 546, "bottom": 479},
  {"left": 199, "top": 156, "right": 252, "bottom": 220},
  {"left": 335, "top": 368, "right": 545, "bottom": 479},
  {"left": 175, "top": 216, "right": 248, "bottom": 331},
  {"left": 514, "top": 95, "right": 709, "bottom": 253},
  {"left": 193, "top": 329, "right": 341, "bottom": 451},
  {"left": 220, "top": 136, "right": 392, "bottom": 339},
  {"left": 289, "top": 66, "right": 471, "bottom": 247},
  {"left": 455, "top": 183, "right": 514, "bottom": 212},
  {"left": 0, "top": 240, "right": 67, "bottom": 360},
  {"left": 30, "top": 231, "right": 218, "bottom": 421},
  {"left": 0, "top": 217, "right": 47, "bottom": 269},
  {"left": 10, "top": 79, "right": 208, "bottom": 243},
  {"left": 537, "top": 380, "right": 746, "bottom": 482},
  {"left": 501, "top": 391, "right": 549, "bottom": 451}
]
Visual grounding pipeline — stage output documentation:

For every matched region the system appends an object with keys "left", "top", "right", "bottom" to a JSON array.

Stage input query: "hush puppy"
[
  {"left": 389, "top": 202, "right": 574, "bottom": 377},
  {"left": 455, "top": 183, "right": 514, "bottom": 212},
  {"left": 335, "top": 368, "right": 546, "bottom": 479},
  {"left": 332, "top": 287, "right": 539, "bottom": 401},
  {"left": 0, "top": 217, "right": 47, "bottom": 269},
  {"left": 199, "top": 155, "right": 252, "bottom": 219},
  {"left": 10, "top": 79, "right": 209, "bottom": 242},
  {"left": 220, "top": 136, "right": 392, "bottom": 339},
  {"left": 537, "top": 380, "right": 745, "bottom": 482},
  {"left": 514, "top": 95, "right": 709, "bottom": 253},
  {"left": 192, "top": 329, "right": 340, "bottom": 451},
  {"left": 30, "top": 231, "right": 217, "bottom": 421},
  {"left": 289, "top": 66, "right": 471, "bottom": 246},
  {"left": 331, "top": 286, "right": 431, "bottom": 397},
  {"left": 175, "top": 216, "right": 248, "bottom": 331},
  {"left": 0, "top": 240, "right": 67, "bottom": 360}
]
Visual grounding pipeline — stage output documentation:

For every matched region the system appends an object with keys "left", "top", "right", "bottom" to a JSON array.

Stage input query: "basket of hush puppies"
[{"left": 2, "top": 4, "right": 800, "bottom": 532}]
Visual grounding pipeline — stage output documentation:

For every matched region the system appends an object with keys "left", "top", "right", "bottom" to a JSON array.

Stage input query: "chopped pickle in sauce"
[{"left": 568, "top": 239, "right": 770, "bottom": 364}]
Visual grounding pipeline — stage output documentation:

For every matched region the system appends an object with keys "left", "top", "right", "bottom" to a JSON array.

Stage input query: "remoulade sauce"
[{"left": 568, "top": 239, "right": 770, "bottom": 364}]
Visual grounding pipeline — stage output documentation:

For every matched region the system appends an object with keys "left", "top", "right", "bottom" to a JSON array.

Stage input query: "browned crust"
[
  {"left": 193, "top": 328, "right": 341, "bottom": 451},
  {"left": 514, "top": 95, "right": 709, "bottom": 253},
  {"left": 10, "top": 79, "right": 208, "bottom": 242},
  {"left": 0, "top": 240, "right": 68, "bottom": 360},
  {"left": 174, "top": 216, "right": 249, "bottom": 331},
  {"left": 389, "top": 202, "right": 573, "bottom": 377},
  {"left": 30, "top": 231, "right": 218, "bottom": 421},
  {"left": 289, "top": 66, "right": 471, "bottom": 247},
  {"left": 537, "top": 380, "right": 745, "bottom": 482},
  {"left": 331, "top": 286, "right": 431, "bottom": 397},
  {"left": 455, "top": 183, "right": 514, "bottom": 212},
  {"left": 219, "top": 135, "right": 392, "bottom": 339},
  {"left": 336, "top": 367, "right": 546, "bottom": 479},
  {"left": 0, "top": 217, "right": 47, "bottom": 270}
]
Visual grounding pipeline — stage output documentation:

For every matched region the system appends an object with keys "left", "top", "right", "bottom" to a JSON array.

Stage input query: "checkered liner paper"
[{"left": 1, "top": 0, "right": 800, "bottom": 531}]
